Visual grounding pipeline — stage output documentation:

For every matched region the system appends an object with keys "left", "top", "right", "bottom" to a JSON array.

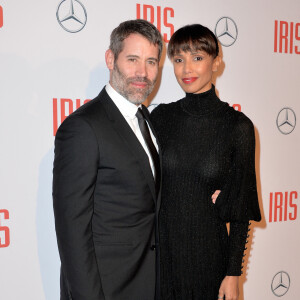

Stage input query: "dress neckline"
[{"left": 180, "top": 85, "right": 228, "bottom": 117}]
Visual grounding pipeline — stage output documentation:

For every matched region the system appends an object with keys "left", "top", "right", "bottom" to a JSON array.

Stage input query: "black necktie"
[{"left": 136, "top": 108, "right": 160, "bottom": 193}]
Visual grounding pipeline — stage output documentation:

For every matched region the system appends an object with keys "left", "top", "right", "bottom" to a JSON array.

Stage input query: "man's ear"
[
  {"left": 212, "top": 56, "right": 221, "bottom": 72},
  {"left": 105, "top": 49, "right": 115, "bottom": 70}
]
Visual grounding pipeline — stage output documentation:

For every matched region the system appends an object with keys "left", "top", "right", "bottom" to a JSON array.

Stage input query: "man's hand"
[
  {"left": 211, "top": 190, "right": 221, "bottom": 204},
  {"left": 218, "top": 276, "right": 239, "bottom": 300}
]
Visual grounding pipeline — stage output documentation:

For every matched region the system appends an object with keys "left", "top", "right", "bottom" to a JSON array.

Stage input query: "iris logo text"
[
  {"left": 232, "top": 104, "right": 241, "bottom": 111},
  {"left": 53, "top": 98, "right": 90, "bottom": 136},
  {"left": 0, "top": 209, "right": 10, "bottom": 248},
  {"left": 136, "top": 4, "right": 174, "bottom": 43},
  {"left": 0, "top": 5, "right": 3, "bottom": 28},
  {"left": 274, "top": 20, "right": 300, "bottom": 54},
  {"left": 269, "top": 191, "right": 297, "bottom": 222}
]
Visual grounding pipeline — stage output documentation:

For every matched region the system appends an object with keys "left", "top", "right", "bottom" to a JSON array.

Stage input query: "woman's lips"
[{"left": 182, "top": 77, "right": 198, "bottom": 84}]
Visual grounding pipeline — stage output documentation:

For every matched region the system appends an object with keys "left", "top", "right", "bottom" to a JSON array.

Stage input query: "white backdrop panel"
[{"left": 0, "top": 0, "right": 299, "bottom": 299}]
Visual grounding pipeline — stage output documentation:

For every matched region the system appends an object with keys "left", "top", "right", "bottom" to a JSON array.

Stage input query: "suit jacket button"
[{"left": 150, "top": 245, "right": 156, "bottom": 250}]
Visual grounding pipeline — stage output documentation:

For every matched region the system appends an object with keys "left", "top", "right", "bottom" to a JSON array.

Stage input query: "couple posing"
[{"left": 53, "top": 19, "right": 261, "bottom": 300}]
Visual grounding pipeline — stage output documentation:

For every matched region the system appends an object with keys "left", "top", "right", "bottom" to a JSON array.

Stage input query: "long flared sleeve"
[
  {"left": 215, "top": 114, "right": 261, "bottom": 223},
  {"left": 215, "top": 113, "right": 261, "bottom": 275}
]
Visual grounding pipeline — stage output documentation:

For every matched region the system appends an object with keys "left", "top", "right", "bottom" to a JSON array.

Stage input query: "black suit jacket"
[{"left": 53, "top": 88, "right": 161, "bottom": 300}]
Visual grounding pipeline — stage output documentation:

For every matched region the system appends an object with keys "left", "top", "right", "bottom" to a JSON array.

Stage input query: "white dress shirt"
[{"left": 105, "top": 84, "right": 159, "bottom": 177}]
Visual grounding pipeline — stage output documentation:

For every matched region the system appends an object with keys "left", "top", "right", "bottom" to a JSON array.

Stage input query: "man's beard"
[{"left": 111, "top": 63, "right": 156, "bottom": 105}]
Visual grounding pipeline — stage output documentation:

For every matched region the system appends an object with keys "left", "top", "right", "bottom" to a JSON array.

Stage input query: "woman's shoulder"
[
  {"left": 227, "top": 108, "right": 255, "bottom": 139},
  {"left": 150, "top": 100, "right": 182, "bottom": 120}
]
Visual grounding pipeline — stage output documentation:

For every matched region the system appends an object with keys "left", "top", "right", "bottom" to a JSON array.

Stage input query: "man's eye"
[
  {"left": 174, "top": 58, "right": 182, "bottom": 63},
  {"left": 194, "top": 56, "right": 203, "bottom": 61},
  {"left": 148, "top": 60, "right": 156, "bottom": 65},
  {"left": 128, "top": 58, "right": 136, "bottom": 62}
]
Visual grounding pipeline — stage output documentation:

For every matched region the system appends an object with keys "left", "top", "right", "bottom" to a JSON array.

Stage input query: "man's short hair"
[
  {"left": 167, "top": 24, "right": 219, "bottom": 59},
  {"left": 109, "top": 19, "right": 163, "bottom": 61}
]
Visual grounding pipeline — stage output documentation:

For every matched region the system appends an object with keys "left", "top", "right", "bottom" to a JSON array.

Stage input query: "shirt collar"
[{"left": 106, "top": 83, "right": 140, "bottom": 119}]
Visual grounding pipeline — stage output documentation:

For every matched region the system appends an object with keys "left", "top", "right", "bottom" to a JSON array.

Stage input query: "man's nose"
[{"left": 135, "top": 62, "right": 147, "bottom": 77}]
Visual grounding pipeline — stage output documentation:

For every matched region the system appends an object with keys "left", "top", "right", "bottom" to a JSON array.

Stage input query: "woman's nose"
[{"left": 183, "top": 60, "right": 192, "bottom": 74}]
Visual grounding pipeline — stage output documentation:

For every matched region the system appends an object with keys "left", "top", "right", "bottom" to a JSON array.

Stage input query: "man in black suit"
[{"left": 53, "top": 19, "right": 163, "bottom": 300}]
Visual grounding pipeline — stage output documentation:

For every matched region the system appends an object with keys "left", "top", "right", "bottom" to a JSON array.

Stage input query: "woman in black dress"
[{"left": 151, "top": 24, "right": 261, "bottom": 300}]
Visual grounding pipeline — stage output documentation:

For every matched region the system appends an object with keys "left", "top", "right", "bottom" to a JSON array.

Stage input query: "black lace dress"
[{"left": 150, "top": 86, "right": 261, "bottom": 300}]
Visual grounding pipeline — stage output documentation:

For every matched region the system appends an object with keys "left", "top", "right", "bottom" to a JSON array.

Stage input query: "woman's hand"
[
  {"left": 211, "top": 190, "right": 221, "bottom": 204},
  {"left": 218, "top": 276, "right": 239, "bottom": 300}
]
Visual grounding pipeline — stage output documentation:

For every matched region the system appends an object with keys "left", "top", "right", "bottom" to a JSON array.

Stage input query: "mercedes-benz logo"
[
  {"left": 276, "top": 107, "right": 296, "bottom": 135},
  {"left": 215, "top": 17, "right": 238, "bottom": 47},
  {"left": 271, "top": 271, "right": 290, "bottom": 297},
  {"left": 56, "top": 0, "right": 87, "bottom": 33}
]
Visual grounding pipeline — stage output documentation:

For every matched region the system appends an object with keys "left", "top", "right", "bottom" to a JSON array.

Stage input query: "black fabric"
[
  {"left": 53, "top": 88, "right": 159, "bottom": 300},
  {"left": 150, "top": 85, "right": 261, "bottom": 300},
  {"left": 136, "top": 107, "right": 161, "bottom": 193}
]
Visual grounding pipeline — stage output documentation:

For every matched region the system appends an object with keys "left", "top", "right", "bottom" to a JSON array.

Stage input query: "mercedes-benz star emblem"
[
  {"left": 271, "top": 271, "right": 290, "bottom": 297},
  {"left": 56, "top": 0, "right": 87, "bottom": 33},
  {"left": 215, "top": 17, "right": 238, "bottom": 47},
  {"left": 276, "top": 107, "right": 296, "bottom": 135}
]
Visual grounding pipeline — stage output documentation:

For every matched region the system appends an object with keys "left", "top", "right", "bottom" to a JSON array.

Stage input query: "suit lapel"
[{"left": 98, "top": 89, "right": 157, "bottom": 203}]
